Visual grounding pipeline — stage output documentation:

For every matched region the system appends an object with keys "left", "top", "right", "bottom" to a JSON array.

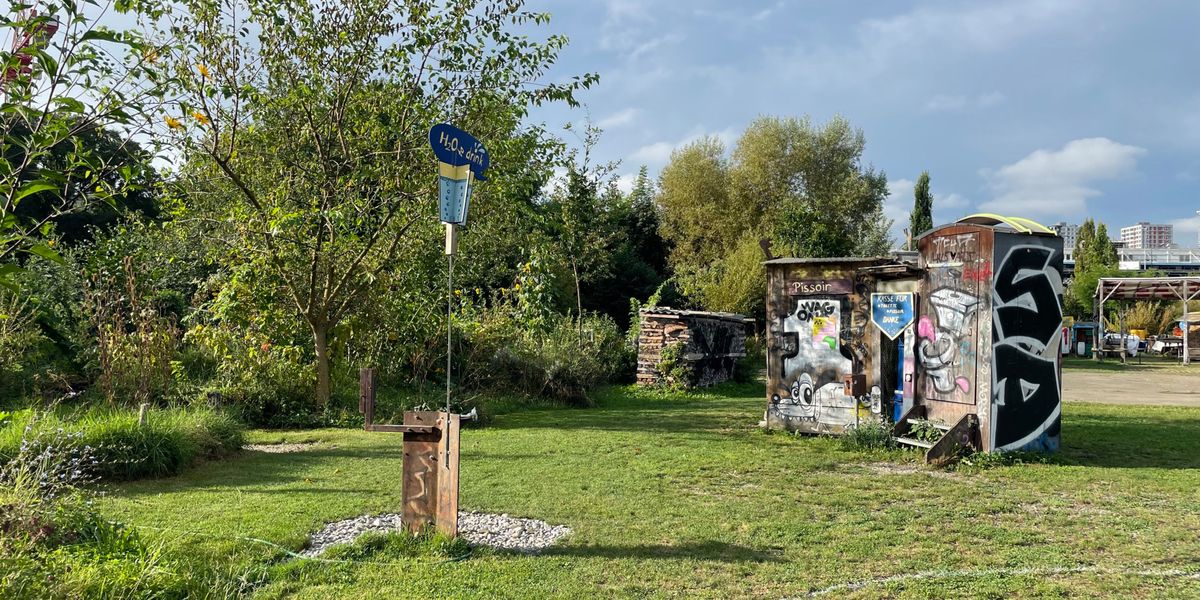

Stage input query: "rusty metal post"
[{"left": 359, "top": 367, "right": 376, "bottom": 427}]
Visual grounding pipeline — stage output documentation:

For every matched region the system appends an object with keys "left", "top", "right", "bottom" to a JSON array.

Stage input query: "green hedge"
[{"left": 0, "top": 406, "right": 244, "bottom": 481}]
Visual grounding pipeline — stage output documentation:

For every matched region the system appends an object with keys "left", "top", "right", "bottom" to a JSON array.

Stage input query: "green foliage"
[
  {"left": 0, "top": 407, "right": 244, "bottom": 481},
  {"left": 840, "top": 420, "right": 897, "bottom": 451},
  {"left": 734, "top": 334, "right": 765, "bottom": 384},
  {"left": 679, "top": 234, "right": 767, "bottom": 316},
  {"left": 908, "top": 171, "right": 934, "bottom": 250},
  {"left": 1066, "top": 219, "right": 1121, "bottom": 319},
  {"left": 657, "top": 136, "right": 737, "bottom": 268},
  {"left": 164, "top": 0, "right": 596, "bottom": 407},
  {"left": 467, "top": 310, "right": 632, "bottom": 406},
  {"left": 0, "top": 0, "right": 174, "bottom": 288},
  {"left": 0, "top": 419, "right": 260, "bottom": 599},
  {"left": 908, "top": 420, "right": 945, "bottom": 444},
  {"left": 654, "top": 341, "right": 694, "bottom": 389},
  {"left": 657, "top": 115, "right": 892, "bottom": 317}
]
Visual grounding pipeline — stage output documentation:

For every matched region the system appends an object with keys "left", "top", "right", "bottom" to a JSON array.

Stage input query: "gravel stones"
[
  {"left": 301, "top": 511, "right": 570, "bottom": 557},
  {"left": 457, "top": 511, "right": 572, "bottom": 553},
  {"left": 244, "top": 442, "right": 320, "bottom": 453}
]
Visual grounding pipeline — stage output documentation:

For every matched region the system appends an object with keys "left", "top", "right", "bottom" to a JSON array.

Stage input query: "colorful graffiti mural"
[
  {"left": 769, "top": 296, "right": 882, "bottom": 430},
  {"left": 990, "top": 239, "right": 1064, "bottom": 451},
  {"left": 918, "top": 231, "right": 988, "bottom": 404}
]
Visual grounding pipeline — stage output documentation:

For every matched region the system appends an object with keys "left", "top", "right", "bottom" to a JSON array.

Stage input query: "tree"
[
  {"left": 1066, "top": 220, "right": 1120, "bottom": 319},
  {"left": 166, "top": 0, "right": 595, "bottom": 406},
  {"left": 1093, "top": 223, "right": 1118, "bottom": 268},
  {"left": 656, "top": 136, "right": 734, "bottom": 269},
  {"left": 908, "top": 171, "right": 933, "bottom": 250},
  {"left": 0, "top": 0, "right": 173, "bottom": 288},
  {"left": 655, "top": 115, "right": 891, "bottom": 318},
  {"left": 1074, "top": 219, "right": 1097, "bottom": 271}
]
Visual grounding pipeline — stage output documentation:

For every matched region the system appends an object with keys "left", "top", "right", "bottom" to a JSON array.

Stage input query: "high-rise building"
[
  {"left": 1050, "top": 222, "right": 1079, "bottom": 249},
  {"left": 1120, "top": 222, "right": 1173, "bottom": 249}
]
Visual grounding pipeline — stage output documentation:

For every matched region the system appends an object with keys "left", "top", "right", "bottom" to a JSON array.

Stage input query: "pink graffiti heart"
[
  {"left": 956, "top": 377, "right": 970, "bottom": 392},
  {"left": 917, "top": 316, "right": 936, "bottom": 341}
]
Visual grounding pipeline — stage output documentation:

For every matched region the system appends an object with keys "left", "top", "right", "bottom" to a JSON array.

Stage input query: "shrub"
[
  {"left": 0, "top": 406, "right": 244, "bottom": 482},
  {"left": 840, "top": 420, "right": 896, "bottom": 451},
  {"left": 464, "top": 310, "right": 632, "bottom": 406},
  {"left": 0, "top": 422, "right": 262, "bottom": 599}
]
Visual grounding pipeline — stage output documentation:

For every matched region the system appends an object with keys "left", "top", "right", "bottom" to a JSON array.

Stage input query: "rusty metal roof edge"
[
  {"left": 638, "top": 307, "right": 753, "bottom": 322},
  {"left": 762, "top": 256, "right": 894, "bottom": 266}
]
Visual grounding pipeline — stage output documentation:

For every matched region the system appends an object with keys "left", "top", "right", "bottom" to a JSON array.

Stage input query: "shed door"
[{"left": 918, "top": 231, "right": 989, "bottom": 405}]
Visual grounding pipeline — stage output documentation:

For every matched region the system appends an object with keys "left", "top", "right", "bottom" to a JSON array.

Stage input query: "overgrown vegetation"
[
  {"left": 0, "top": 423, "right": 260, "bottom": 599},
  {"left": 0, "top": 407, "right": 243, "bottom": 481}
]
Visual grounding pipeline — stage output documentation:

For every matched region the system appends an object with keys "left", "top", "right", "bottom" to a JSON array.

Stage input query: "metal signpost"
[{"left": 358, "top": 124, "right": 488, "bottom": 537}]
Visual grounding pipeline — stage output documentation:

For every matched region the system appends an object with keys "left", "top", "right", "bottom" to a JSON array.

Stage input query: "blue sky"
[{"left": 524, "top": 0, "right": 1200, "bottom": 246}]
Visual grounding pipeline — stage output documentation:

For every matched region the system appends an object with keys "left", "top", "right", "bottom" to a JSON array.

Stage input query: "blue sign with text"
[
  {"left": 870, "top": 292, "right": 914, "bottom": 340},
  {"left": 429, "top": 123, "right": 489, "bottom": 224}
]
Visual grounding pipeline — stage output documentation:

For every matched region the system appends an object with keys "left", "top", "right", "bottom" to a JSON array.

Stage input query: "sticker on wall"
[{"left": 870, "top": 293, "right": 915, "bottom": 340}]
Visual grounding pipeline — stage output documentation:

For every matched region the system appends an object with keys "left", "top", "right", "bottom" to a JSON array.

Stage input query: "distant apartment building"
[
  {"left": 1050, "top": 222, "right": 1079, "bottom": 249},
  {"left": 1120, "top": 222, "right": 1173, "bottom": 249}
]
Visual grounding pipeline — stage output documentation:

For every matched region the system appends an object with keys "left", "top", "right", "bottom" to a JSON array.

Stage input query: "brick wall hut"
[{"left": 636, "top": 308, "right": 752, "bottom": 388}]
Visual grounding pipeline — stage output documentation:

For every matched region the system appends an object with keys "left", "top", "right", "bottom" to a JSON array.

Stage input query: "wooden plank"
[
  {"left": 401, "top": 411, "right": 443, "bottom": 534},
  {"left": 365, "top": 424, "right": 438, "bottom": 434},
  {"left": 436, "top": 412, "right": 460, "bottom": 537},
  {"left": 925, "top": 413, "right": 979, "bottom": 465},
  {"left": 895, "top": 436, "right": 934, "bottom": 449}
]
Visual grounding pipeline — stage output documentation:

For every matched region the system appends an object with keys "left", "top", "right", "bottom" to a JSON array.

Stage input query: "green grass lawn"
[{"left": 98, "top": 383, "right": 1200, "bottom": 598}]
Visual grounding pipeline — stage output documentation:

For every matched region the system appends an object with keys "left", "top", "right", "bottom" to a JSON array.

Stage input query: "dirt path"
[{"left": 1063, "top": 369, "right": 1200, "bottom": 406}]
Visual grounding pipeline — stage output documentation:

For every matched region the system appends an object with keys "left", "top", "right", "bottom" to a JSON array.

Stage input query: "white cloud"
[
  {"left": 628, "top": 33, "right": 683, "bottom": 61},
  {"left": 925, "top": 95, "right": 967, "bottom": 112},
  {"left": 613, "top": 172, "right": 638, "bottom": 194},
  {"left": 976, "top": 91, "right": 1006, "bottom": 108},
  {"left": 925, "top": 92, "right": 1006, "bottom": 112},
  {"left": 598, "top": 108, "right": 639, "bottom": 129},
  {"left": 628, "top": 126, "right": 737, "bottom": 166},
  {"left": 629, "top": 141, "right": 676, "bottom": 164},
  {"left": 979, "top": 137, "right": 1146, "bottom": 215},
  {"left": 1171, "top": 214, "right": 1200, "bottom": 247}
]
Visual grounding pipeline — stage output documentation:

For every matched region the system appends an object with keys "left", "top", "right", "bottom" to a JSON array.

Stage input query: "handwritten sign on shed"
[
  {"left": 787, "top": 279, "right": 853, "bottom": 296},
  {"left": 870, "top": 292, "right": 914, "bottom": 339}
]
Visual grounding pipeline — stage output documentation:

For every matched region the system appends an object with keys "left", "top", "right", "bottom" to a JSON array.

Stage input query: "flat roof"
[{"left": 762, "top": 256, "right": 892, "bottom": 266}]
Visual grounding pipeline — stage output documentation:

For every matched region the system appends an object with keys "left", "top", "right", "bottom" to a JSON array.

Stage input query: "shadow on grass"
[
  {"left": 1059, "top": 409, "right": 1200, "bottom": 469},
  {"left": 540, "top": 540, "right": 779, "bottom": 563}
]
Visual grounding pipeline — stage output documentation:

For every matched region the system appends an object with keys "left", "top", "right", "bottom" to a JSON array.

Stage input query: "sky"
[{"left": 522, "top": 0, "right": 1200, "bottom": 246}]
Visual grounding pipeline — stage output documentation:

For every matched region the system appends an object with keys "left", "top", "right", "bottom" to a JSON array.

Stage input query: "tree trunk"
[{"left": 313, "top": 324, "right": 332, "bottom": 407}]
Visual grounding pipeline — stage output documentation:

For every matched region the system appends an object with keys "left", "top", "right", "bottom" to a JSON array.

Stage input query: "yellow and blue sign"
[
  {"left": 870, "top": 293, "right": 915, "bottom": 340},
  {"left": 429, "top": 123, "right": 489, "bottom": 225}
]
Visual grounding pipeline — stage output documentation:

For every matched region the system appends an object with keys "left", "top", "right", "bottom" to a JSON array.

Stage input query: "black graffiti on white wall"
[{"left": 991, "top": 242, "right": 1063, "bottom": 450}]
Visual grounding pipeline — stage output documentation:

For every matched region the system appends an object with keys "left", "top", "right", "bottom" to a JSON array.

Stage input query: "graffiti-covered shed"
[
  {"left": 907, "top": 217, "right": 1064, "bottom": 452},
  {"left": 764, "top": 257, "right": 921, "bottom": 434}
]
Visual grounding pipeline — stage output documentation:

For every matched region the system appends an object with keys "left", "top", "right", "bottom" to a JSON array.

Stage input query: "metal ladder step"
[
  {"left": 894, "top": 436, "right": 935, "bottom": 449},
  {"left": 906, "top": 418, "right": 951, "bottom": 431}
]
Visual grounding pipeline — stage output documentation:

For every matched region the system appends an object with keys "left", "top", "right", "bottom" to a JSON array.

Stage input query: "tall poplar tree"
[{"left": 907, "top": 171, "right": 933, "bottom": 250}]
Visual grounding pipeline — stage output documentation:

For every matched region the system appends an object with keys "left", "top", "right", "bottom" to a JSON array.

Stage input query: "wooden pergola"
[{"left": 1095, "top": 277, "right": 1200, "bottom": 364}]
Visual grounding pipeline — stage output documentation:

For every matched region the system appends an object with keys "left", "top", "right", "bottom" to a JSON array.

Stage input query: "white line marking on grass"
[{"left": 804, "top": 565, "right": 1200, "bottom": 597}]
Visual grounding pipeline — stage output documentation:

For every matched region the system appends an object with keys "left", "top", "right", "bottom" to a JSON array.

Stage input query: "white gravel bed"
[{"left": 301, "top": 511, "right": 570, "bottom": 557}]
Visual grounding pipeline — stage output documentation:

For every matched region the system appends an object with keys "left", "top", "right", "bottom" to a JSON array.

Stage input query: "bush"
[
  {"left": 840, "top": 420, "right": 896, "bottom": 451},
  {"left": 463, "top": 312, "right": 633, "bottom": 405},
  {"left": 0, "top": 406, "right": 244, "bottom": 482},
  {"left": 0, "top": 423, "right": 261, "bottom": 599}
]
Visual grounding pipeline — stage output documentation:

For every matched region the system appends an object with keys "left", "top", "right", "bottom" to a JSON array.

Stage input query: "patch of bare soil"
[{"left": 865, "top": 462, "right": 960, "bottom": 480}]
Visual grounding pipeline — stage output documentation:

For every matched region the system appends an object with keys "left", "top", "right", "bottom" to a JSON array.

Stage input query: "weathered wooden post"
[{"left": 360, "top": 367, "right": 461, "bottom": 536}]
